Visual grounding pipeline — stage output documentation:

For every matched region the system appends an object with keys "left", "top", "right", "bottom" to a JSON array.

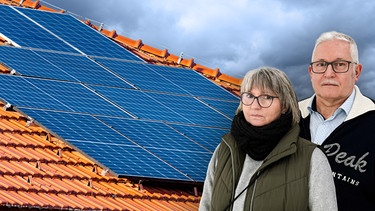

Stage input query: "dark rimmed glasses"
[
  {"left": 241, "top": 92, "right": 279, "bottom": 108},
  {"left": 310, "top": 60, "right": 357, "bottom": 74}
]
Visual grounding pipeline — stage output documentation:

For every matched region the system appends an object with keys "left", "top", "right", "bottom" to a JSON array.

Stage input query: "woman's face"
[{"left": 242, "top": 87, "right": 283, "bottom": 126}]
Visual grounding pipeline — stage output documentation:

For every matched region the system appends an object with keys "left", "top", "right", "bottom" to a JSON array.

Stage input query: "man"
[{"left": 299, "top": 31, "right": 375, "bottom": 210}]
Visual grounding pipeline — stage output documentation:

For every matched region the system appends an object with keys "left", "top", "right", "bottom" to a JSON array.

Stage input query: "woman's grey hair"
[
  {"left": 236, "top": 66, "right": 300, "bottom": 125},
  {"left": 312, "top": 31, "right": 359, "bottom": 63}
]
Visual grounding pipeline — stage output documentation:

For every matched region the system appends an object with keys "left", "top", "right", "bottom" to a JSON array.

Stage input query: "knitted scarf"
[{"left": 231, "top": 111, "right": 293, "bottom": 161}]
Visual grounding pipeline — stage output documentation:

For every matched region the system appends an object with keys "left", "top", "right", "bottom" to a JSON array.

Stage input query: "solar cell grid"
[
  {"left": 199, "top": 97, "right": 239, "bottom": 119},
  {"left": 19, "top": 107, "right": 195, "bottom": 181},
  {"left": 151, "top": 64, "right": 239, "bottom": 100},
  {"left": 69, "top": 141, "right": 192, "bottom": 181},
  {"left": 97, "top": 116, "right": 209, "bottom": 152},
  {"left": 146, "top": 92, "right": 232, "bottom": 128},
  {"left": 19, "top": 108, "right": 137, "bottom": 146},
  {"left": 0, "top": 74, "right": 71, "bottom": 111},
  {"left": 16, "top": 6, "right": 142, "bottom": 61},
  {"left": 95, "top": 58, "right": 193, "bottom": 94},
  {"left": 146, "top": 147, "right": 212, "bottom": 181},
  {"left": 89, "top": 85, "right": 190, "bottom": 123},
  {"left": 27, "top": 78, "right": 130, "bottom": 117},
  {"left": 0, "top": 46, "right": 78, "bottom": 81},
  {"left": 169, "top": 123, "right": 229, "bottom": 153},
  {"left": 35, "top": 51, "right": 135, "bottom": 88},
  {"left": 0, "top": 5, "right": 77, "bottom": 52}
]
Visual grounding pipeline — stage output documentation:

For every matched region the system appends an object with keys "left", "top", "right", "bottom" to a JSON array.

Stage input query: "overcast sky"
[{"left": 40, "top": 0, "right": 375, "bottom": 100}]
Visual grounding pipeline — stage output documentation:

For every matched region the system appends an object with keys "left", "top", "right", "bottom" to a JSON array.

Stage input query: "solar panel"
[
  {"left": 0, "top": 4, "right": 239, "bottom": 183},
  {"left": 0, "top": 5, "right": 77, "bottom": 53},
  {"left": 95, "top": 58, "right": 191, "bottom": 94},
  {"left": 199, "top": 97, "right": 239, "bottom": 119},
  {"left": 145, "top": 91, "right": 231, "bottom": 127},
  {"left": 0, "top": 74, "right": 131, "bottom": 117},
  {"left": 0, "top": 46, "right": 77, "bottom": 81},
  {"left": 70, "top": 141, "right": 192, "bottom": 181},
  {"left": 90, "top": 85, "right": 231, "bottom": 127},
  {"left": 16, "top": 6, "right": 143, "bottom": 61},
  {"left": 34, "top": 50, "right": 136, "bottom": 88},
  {"left": 0, "top": 46, "right": 136, "bottom": 88},
  {"left": 0, "top": 74, "right": 70, "bottom": 111},
  {"left": 168, "top": 123, "right": 229, "bottom": 153},
  {"left": 151, "top": 64, "right": 239, "bottom": 100},
  {"left": 19, "top": 108, "right": 201, "bottom": 181},
  {"left": 97, "top": 116, "right": 213, "bottom": 181}
]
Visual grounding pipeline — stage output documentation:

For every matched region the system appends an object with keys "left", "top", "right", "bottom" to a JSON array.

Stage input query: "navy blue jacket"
[{"left": 299, "top": 86, "right": 375, "bottom": 211}]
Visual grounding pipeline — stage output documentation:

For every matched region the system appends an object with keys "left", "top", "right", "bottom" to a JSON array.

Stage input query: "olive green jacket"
[{"left": 210, "top": 124, "right": 316, "bottom": 211}]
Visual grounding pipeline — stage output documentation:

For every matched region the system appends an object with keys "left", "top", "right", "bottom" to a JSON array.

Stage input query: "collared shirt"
[{"left": 308, "top": 89, "right": 355, "bottom": 145}]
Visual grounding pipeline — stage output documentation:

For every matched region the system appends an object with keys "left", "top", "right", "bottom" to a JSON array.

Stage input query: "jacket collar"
[
  {"left": 299, "top": 85, "right": 375, "bottom": 120},
  {"left": 260, "top": 124, "right": 299, "bottom": 170}
]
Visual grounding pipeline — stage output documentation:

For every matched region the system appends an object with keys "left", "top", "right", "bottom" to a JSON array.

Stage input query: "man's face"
[{"left": 309, "top": 39, "right": 362, "bottom": 103}]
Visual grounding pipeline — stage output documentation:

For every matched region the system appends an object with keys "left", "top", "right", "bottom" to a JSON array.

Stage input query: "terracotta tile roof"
[
  {"left": 0, "top": 0, "right": 243, "bottom": 210},
  {"left": 0, "top": 102, "right": 201, "bottom": 210}
]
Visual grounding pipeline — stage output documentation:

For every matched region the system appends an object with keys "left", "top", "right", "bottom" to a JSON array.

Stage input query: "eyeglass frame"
[
  {"left": 240, "top": 92, "right": 279, "bottom": 108},
  {"left": 310, "top": 60, "right": 357, "bottom": 74}
]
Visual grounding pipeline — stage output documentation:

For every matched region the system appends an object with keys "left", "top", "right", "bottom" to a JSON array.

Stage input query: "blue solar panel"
[
  {"left": 16, "top": 6, "right": 142, "bottom": 61},
  {"left": 88, "top": 85, "right": 186, "bottom": 122},
  {"left": 34, "top": 50, "right": 135, "bottom": 88},
  {"left": 199, "top": 97, "right": 239, "bottom": 119},
  {"left": 0, "top": 74, "right": 70, "bottom": 110},
  {"left": 19, "top": 108, "right": 136, "bottom": 145},
  {"left": 0, "top": 4, "right": 240, "bottom": 183},
  {"left": 0, "top": 46, "right": 135, "bottom": 88},
  {"left": 151, "top": 64, "right": 239, "bottom": 100},
  {"left": 19, "top": 108, "right": 197, "bottom": 181},
  {"left": 69, "top": 141, "right": 192, "bottom": 181},
  {"left": 0, "top": 74, "right": 131, "bottom": 117},
  {"left": 97, "top": 116, "right": 213, "bottom": 181},
  {"left": 0, "top": 46, "right": 77, "bottom": 81},
  {"left": 90, "top": 85, "right": 232, "bottom": 127},
  {"left": 169, "top": 123, "right": 229, "bottom": 153},
  {"left": 0, "top": 5, "right": 77, "bottom": 53},
  {"left": 97, "top": 116, "right": 211, "bottom": 152},
  {"left": 146, "top": 91, "right": 231, "bottom": 128},
  {"left": 95, "top": 58, "right": 191, "bottom": 94}
]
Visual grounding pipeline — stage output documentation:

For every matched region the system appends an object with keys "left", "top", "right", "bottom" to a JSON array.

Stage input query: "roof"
[
  {"left": 0, "top": 102, "right": 200, "bottom": 210},
  {"left": 0, "top": 0, "right": 242, "bottom": 210}
]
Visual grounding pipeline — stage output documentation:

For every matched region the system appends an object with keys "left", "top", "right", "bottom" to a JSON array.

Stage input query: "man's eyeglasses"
[
  {"left": 241, "top": 92, "right": 278, "bottom": 108},
  {"left": 310, "top": 60, "right": 356, "bottom": 74}
]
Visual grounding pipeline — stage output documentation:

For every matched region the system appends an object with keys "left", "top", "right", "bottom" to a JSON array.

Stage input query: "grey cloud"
[{"left": 41, "top": 0, "right": 375, "bottom": 99}]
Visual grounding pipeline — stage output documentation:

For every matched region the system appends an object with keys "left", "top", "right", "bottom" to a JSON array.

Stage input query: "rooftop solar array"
[{"left": 0, "top": 4, "right": 239, "bottom": 183}]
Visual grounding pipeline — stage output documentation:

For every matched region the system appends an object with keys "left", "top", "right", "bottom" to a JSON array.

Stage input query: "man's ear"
[{"left": 354, "top": 63, "right": 363, "bottom": 81}]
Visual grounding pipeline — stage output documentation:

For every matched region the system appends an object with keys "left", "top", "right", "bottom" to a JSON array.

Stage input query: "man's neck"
[{"left": 315, "top": 97, "right": 347, "bottom": 119}]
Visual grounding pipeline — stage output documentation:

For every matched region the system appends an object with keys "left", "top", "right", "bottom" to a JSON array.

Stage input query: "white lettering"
[
  {"left": 332, "top": 171, "right": 360, "bottom": 187},
  {"left": 323, "top": 143, "right": 368, "bottom": 172}
]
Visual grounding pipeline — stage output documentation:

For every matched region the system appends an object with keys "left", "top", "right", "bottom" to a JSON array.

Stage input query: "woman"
[{"left": 199, "top": 67, "right": 337, "bottom": 211}]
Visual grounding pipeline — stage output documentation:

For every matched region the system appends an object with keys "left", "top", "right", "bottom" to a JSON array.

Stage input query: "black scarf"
[{"left": 231, "top": 111, "right": 293, "bottom": 161}]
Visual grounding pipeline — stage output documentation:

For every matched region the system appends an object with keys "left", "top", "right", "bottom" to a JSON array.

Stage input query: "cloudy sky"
[{"left": 40, "top": 0, "right": 375, "bottom": 100}]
